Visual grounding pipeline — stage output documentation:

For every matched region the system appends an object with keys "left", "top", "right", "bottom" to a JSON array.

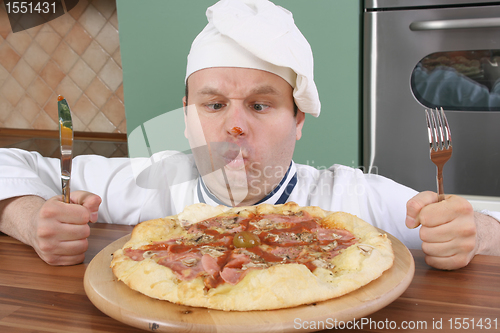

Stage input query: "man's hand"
[
  {"left": 0, "top": 192, "right": 101, "bottom": 266},
  {"left": 405, "top": 191, "right": 477, "bottom": 270}
]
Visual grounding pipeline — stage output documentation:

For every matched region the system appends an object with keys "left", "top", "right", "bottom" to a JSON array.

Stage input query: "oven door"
[{"left": 364, "top": 3, "right": 500, "bottom": 197}]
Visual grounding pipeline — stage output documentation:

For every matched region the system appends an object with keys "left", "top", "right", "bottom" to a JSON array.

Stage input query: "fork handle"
[
  {"left": 436, "top": 166, "right": 445, "bottom": 202},
  {"left": 62, "top": 177, "right": 70, "bottom": 204}
]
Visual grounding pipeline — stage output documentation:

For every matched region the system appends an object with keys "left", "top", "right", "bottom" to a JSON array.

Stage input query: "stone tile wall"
[{"left": 0, "top": 0, "right": 125, "bottom": 133}]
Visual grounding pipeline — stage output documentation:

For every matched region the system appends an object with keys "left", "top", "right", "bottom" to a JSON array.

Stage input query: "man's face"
[{"left": 183, "top": 67, "right": 305, "bottom": 206}]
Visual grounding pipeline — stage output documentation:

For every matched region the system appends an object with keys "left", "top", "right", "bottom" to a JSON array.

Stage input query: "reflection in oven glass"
[{"left": 411, "top": 50, "right": 500, "bottom": 111}]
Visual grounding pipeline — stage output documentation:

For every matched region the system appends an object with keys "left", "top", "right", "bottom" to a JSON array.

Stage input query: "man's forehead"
[{"left": 187, "top": 67, "right": 292, "bottom": 94}]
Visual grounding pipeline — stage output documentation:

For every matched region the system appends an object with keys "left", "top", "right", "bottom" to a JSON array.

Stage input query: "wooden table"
[{"left": 0, "top": 224, "right": 498, "bottom": 333}]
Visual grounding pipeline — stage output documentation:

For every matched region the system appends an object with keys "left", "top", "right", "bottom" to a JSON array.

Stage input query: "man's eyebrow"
[
  {"left": 196, "top": 85, "right": 281, "bottom": 96},
  {"left": 250, "top": 85, "right": 280, "bottom": 95},
  {"left": 198, "top": 87, "right": 222, "bottom": 96}
]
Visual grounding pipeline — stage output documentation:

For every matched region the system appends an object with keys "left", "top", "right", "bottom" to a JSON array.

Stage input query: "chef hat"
[{"left": 185, "top": 0, "right": 321, "bottom": 117}]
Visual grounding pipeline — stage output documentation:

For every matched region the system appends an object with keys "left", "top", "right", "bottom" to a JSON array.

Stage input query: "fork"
[{"left": 425, "top": 107, "right": 453, "bottom": 202}]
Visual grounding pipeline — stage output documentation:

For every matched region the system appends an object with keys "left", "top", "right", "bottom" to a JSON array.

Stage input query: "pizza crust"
[{"left": 111, "top": 202, "right": 394, "bottom": 311}]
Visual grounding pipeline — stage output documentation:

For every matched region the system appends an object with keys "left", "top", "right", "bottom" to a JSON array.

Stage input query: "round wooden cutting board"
[{"left": 84, "top": 232, "right": 414, "bottom": 333}]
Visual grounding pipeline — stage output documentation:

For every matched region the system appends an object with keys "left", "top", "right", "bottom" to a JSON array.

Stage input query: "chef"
[{"left": 0, "top": 0, "right": 499, "bottom": 269}]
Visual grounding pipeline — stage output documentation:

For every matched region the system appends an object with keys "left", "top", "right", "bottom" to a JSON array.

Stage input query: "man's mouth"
[
  {"left": 224, "top": 150, "right": 245, "bottom": 170},
  {"left": 206, "top": 141, "right": 248, "bottom": 171}
]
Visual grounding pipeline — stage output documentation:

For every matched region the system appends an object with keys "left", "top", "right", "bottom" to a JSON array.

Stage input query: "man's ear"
[
  {"left": 183, "top": 96, "right": 188, "bottom": 139},
  {"left": 295, "top": 110, "right": 305, "bottom": 140}
]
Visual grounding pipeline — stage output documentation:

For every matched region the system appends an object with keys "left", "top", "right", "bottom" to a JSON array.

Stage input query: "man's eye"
[
  {"left": 207, "top": 103, "right": 224, "bottom": 110},
  {"left": 252, "top": 104, "right": 269, "bottom": 111}
]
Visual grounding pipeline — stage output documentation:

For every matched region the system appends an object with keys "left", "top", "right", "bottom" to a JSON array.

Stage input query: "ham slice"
[
  {"left": 270, "top": 246, "right": 302, "bottom": 260},
  {"left": 157, "top": 252, "right": 204, "bottom": 280},
  {"left": 220, "top": 267, "right": 247, "bottom": 285},
  {"left": 201, "top": 254, "right": 221, "bottom": 276},
  {"left": 220, "top": 252, "right": 253, "bottom": 285},
  {"left": 124, "top": 248, "right": 170, "bottom": 261},
  {"left": 313, "top": 228, "right": 355, "bottom": 242},
  {"left": 259, "top": 213, "right": 313, "bottom": 224}
]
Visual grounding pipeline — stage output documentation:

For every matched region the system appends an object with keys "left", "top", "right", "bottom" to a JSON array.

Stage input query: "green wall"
[{"left": 116, "top": 0, "right": 361, "bottom": 168}]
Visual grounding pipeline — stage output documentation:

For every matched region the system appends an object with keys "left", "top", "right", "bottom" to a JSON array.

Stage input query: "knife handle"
[{"left": 61, "top": 173, "right": 70, "bottom": 203}]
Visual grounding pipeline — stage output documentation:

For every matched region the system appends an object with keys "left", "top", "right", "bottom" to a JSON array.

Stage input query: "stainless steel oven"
[{"left": 364, "top": 0, "right": 500, "bottom": 200}]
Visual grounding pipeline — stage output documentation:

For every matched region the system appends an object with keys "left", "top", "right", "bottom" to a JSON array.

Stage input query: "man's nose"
[
  {"left": 230, "top": 126, "right": 243, "bottom": 136},
  {"left": 225, "top": 104, "right": 247, "bottom": 137}
]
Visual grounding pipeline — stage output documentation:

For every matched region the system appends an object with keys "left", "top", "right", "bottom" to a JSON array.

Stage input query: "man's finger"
[
  {"left": 40, "top": 252, "right": 86, "bottom": 266},
  {"left": 70, "top": 191, "right": 102, "bottom": 223},
  {"left": 421, "top": 239, "right": 459, "bottom": 257},
  {"left": 55, "top": 238, "right": 89, "bottom": 256},
  {"left": 420, "top": 218, "right": 476, "bottom": 246},
  {"left": 38, "top": 235, "right": 89, "bottom": 255},
  {"left": 421, "top": 195, "right": 474, "bottom": 228},
  {"left": 43, "top": 200, "right": 92, "bottom": 225},
  {"left": 424, "top": 253, "right": 472, "bottom": 271},
  {"left": 408, "top": 194, "right": 468, "bottom": 229},
  {"left": 57, "top": 223, "right": 91, "bottom": 242},
  {"left": 419, "top": 223, "right": 456, "bottom": 244},
  {"left": 405, "top": 191, "right": 437, "bottom": 228},
  {"left": 70, "top": 191, "right": 101, "bottom": 207},
  {"left": 36, "top": 221, "right": 90, "bottom": 244},
  {"left": 39, "top": 198, "right": 83, "bottom": 224},
  {"left": 422, "top": 237, "right": 475, "bottom": 260}
]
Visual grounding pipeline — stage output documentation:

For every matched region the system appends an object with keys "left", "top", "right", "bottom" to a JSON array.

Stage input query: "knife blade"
[{"left": 58, "top": 95, "right": 74, "bottom": 204}]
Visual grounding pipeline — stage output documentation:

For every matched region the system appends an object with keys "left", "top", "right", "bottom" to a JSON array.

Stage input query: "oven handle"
[{"left": 410, "top": 17, "right": 500, "bottom": 31}]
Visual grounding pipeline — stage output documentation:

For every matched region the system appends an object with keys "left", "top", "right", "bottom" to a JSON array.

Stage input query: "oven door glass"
[{"left": 411, "top": 50, "right": 500, "bottom": 111}]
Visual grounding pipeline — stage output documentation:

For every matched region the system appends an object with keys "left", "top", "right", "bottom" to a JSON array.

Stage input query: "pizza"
[{"left": 110, "top": 202, "right": 394, "bottom": 311}]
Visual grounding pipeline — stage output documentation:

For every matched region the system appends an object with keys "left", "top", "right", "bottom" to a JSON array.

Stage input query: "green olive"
[{"left": 233, "top": 231, "right": 261, "bottom": 248}]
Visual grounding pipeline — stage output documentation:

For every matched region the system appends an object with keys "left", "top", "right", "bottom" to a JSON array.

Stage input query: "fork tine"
[
  {"left": 432, "top": 110, "right": 442, "bottom": 149},
  {"left": 426, "top": 108, "right": 439, "bottom": 151},
  {"left": 425, "top": 109, "right": 434, "bottom": 149},
  {"left": 438, "top": 107, "right": 452, "bottom": 149},
  {"left": 435, "top": 108, "right": 445, "bottom": 150}
]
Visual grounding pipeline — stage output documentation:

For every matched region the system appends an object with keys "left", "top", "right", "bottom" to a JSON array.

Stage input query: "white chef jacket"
[
  {"left": 1, "top": 148, "right": 497, "bottom": 250},
  {"left": 0, "top": 149, "right": 421, "bottom": 248}
]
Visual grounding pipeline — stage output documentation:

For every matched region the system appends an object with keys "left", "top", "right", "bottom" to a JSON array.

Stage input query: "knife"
[{"left": 58, "top": 95, "right": 74, "bottom": 204}]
